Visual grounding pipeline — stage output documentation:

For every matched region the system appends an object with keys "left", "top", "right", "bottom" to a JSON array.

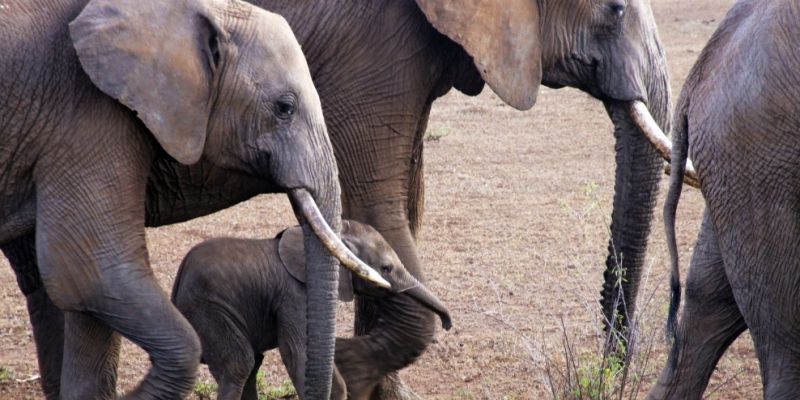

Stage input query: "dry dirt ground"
[{"left": 1, "top": 0, "right": 762, "bottom": 398}]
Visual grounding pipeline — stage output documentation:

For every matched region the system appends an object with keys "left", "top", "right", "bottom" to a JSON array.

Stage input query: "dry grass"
[{"left": 0, "top": 0, "right": 765, "bottom": 399}]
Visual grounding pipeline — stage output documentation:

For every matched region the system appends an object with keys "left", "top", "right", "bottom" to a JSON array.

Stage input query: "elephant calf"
[{"left": 171, "top": 220, "right": 452, "bottom": 400}]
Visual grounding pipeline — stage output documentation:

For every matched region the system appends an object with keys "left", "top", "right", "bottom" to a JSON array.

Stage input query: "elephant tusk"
[
  {"left": 290, "top": 188, "right": 391, "bottom": 289},
  {"left": 627, "top": 101, "right": 700, "bottom": 188},
  {"left": 664, "top": 164, "right": 700, "bottom": 189}
]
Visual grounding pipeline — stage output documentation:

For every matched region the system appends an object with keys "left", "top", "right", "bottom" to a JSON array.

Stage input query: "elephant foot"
[{"left": 370, "top": 373, "right": 422, "bottom": 400}]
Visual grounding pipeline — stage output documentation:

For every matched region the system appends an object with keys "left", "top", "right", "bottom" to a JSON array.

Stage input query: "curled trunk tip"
[{"left": 402, "top": 284, "right": 452, "bottom": 331}]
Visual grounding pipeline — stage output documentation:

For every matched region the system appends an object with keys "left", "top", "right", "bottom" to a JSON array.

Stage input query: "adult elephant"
[
  {"left": 650, "top": 1, "right": 800, "bottom": 398},
  {"left": 0, "top": 0, "right": 386, "bottom": 398},
  {"left": 150, "top": 0, "right": 676, "bottom": 348},
  {"left": 5, "top": 0, "right": 678, "bottom": 397}
]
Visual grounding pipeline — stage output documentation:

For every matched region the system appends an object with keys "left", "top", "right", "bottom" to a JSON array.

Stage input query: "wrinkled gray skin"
[
  {"left": 172, "top": 221, "right": 451, "bottom": 400},
  {"left": 650, "top": 1, "right": 800, "bottom": 399},
  {"left": 5, "top": 0, "right": 672, "bottom": 397},
  {"left": 0, "top": 0, "right": 346, "bottom": 398}
]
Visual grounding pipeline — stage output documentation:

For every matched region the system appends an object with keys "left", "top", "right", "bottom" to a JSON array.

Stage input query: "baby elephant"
[{"left": 172, "top": 220, "right": 452, "bottom": 400}]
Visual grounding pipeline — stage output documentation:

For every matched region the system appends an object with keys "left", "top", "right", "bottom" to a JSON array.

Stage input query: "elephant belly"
[{"left": 252, "top": 318, "right": 281, "bottom": 355}]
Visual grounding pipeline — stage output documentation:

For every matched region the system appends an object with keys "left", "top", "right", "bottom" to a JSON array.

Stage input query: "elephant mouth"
[
  {"left": 289, "top": 188, "right": 391, "bottom": 288},
  {"left": 624, "top": 100, "right": 700, "bottom": 188},
  {"left": 546, "top": 55, "right": 646, "bottom": 105}
]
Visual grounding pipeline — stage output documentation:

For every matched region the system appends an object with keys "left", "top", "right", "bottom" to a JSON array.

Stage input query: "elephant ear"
[
  {"left": 415, "top": 0, "right": 541, "bottom": 110},
  {"left": 278, "top": 227, "right": 355, "bottom": 302},
  {"left": 69, "top": 0, "right": 224, "bottom": 165}
]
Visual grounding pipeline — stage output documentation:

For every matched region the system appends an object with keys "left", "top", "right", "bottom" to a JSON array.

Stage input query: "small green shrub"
[
  {"left": 425, "top": 126, "right": 452, "bottom": 142},
  {"left": 192, "top": 380, "right": 218, "bottom": 400},
  {"left": 572, "top": 353, "right": 625, "bottom": 399},
  {"left": 0, "top": 366, "right": 11, "bottom": 382},
  {"left": 455, "top": 387, "right": 476, "bottom": 399},
  {"left": 255, "top": 370, "right": 297, "bottom": 400}
]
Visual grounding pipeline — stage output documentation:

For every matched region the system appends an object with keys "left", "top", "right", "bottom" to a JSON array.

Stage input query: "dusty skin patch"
[{"left": 0, "top": 0, "right": 761, "bottom": 398}]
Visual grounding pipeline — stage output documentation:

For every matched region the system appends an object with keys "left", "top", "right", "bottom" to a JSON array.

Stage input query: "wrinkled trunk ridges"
[
  {"left": 600, "top": 68, "right": 671, "bottom": 352},
  {"left": 298, "top": 121, "right": 343, "bottom": 400},
  {"left": 336, "top": 295, "right": 436, "bottom": 393}
]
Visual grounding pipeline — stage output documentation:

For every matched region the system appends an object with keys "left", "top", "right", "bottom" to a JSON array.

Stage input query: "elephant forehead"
[
  {"left": 342, "top": 222, "right": 400, "bottom": 265},
  {"left": 367, "top": 239, "right": 402, "bottom": 268},
  {"left": 245, "top": 10, "right": 306, "bottom": 71}
]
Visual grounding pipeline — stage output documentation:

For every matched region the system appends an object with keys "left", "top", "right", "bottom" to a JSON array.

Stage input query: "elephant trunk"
[
  {"left": 290, "top": 188, "right": 340, "bottom": 399},
  {"left": 599, "top": 57, "right": 671, "bottom": 352},
  {"left": 401, "top": 279, "right": 452, "bottom": 331},
  {"left": 335, "top": 294, "right": 439, "bottom": 395}
]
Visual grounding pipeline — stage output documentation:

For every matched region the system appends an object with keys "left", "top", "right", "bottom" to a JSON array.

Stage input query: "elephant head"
[
  {"left": 415, "top": 0, "right": 674, "bottom": 337},
  {"left": 341, "top": 221, "right": 452, "bottom": 330},
  {"left": 69, "top": 0, "right": 386, "bottom": 396}
]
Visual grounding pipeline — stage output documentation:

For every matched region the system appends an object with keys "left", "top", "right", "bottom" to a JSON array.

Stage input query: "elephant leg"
[
  {"left": 706, "top": 187, "right": 800, "bottom": 398},
  {"left": 2, "top": 233, "right": 64, "bottom": 400},
  {"left": 744, "top": 291, "right": 800, "bottom": 395},
  {"left": 368, "top": 372, "right": 421, "bottom": 400},
  {"left": 204, "top": 329, "right": 254, "bottom": 400},
  {"left": 26, "top": 284, "right": 65, "bottom": 398},
  {"left": 331, "top": 367, "right": 346, "bottom": 400},
  {"left": 745, "top": 251, "right": 800, "bottom": 397},
  {"left": 215, "top": 375, "right": 248, "bottom": 400},
  {"left": 736, "top": 258, "right": 800, "bottom": 395},
  {"left": 647, "top": 211, "right": 746, "bottom": 400},
  {"left": 277, "top": 305, "right": 309, "bottom": 400},
  {"left": 36, "top": 144, "right": 200, "bottom": 399},
  {"left": 74, "top": 268, "right": 200, "bottom": 400},
  {"left": 49, "top": 270, "right": 201, "bottom": 400},
  {"left": 39, "top": 267, "right": 199, "bottom": 400},
  {"left": 60, "top": 312, "right": 121, "bottom": 400},
  {"left": 240, "top": 354, "right": 264, "bottom": 400},
  {"left": 279, "top": 333, "right": 344, "bottom": 400}
]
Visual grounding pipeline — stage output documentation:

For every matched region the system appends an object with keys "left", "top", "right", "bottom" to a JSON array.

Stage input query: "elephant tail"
[{"left": 664, "top": 107, "right": 690, "bottom": 367}]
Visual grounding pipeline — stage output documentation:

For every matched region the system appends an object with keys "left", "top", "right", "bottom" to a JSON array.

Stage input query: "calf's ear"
[{"left": 278, "top": 226, "right": 354, "bottom": 301}]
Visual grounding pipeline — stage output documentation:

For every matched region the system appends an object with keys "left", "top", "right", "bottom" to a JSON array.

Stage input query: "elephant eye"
[
  {"left": 275, "top": 95, "right": 296, "bottom": 119},
  {"left": 606, "top": 1, "right": 625, "bottom": 17}
]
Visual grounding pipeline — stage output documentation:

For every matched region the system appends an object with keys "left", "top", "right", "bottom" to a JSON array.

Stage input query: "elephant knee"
[
  {"left": 34, "top": 253, "right": 98, "bottom": 311},
  {"left": 683, "top": 276, "right": 706, "bottom": 304},
  {"left": 41, "top": 286, "right": 86, "bottom": 312},
  {"left": 145, "top": 316, "right": 202, "bottom": 388},
  {"left": 172, "top": 327, "right": 202, "bottom": 374},
  {"left": 157, "top": 333, "right": 201, "bottom": 395},
  {"left": 684, "top": 268, "right": 734, "bottom": 309}
]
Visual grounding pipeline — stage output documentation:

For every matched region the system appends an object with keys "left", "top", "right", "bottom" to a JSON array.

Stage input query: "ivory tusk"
[
  {"left": 290, "top": 188, "right": 391, "bottom": 289},
  {"left": 664, "top": 164, "right": 700, "bottom": 189},
  {"left": 627, "top": 101, "right": 700, "bottom": 189}
]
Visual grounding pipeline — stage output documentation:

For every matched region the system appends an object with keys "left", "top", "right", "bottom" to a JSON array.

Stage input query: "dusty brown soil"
[{"left": 1, "top": 1, "right": 761, "bottom": 399}]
